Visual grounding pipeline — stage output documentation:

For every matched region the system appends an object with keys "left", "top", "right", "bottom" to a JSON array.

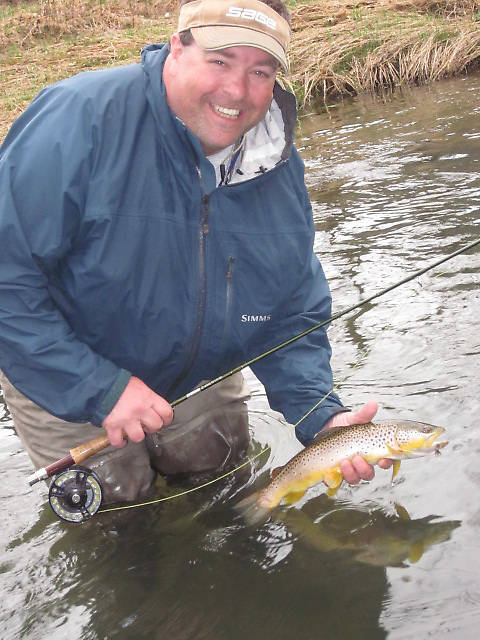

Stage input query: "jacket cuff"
[{"left": 90, "top": 368, "right": 132, "bottom": 426}]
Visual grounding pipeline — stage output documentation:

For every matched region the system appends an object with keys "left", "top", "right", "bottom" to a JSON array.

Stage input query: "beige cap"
[{"left": 177, "top": 0, "right": 290, "bottom": 72}]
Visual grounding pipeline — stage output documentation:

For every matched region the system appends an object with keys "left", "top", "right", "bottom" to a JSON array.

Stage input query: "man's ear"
[
  {"left": 169, "top": 33, "right": 184, "bottom": 63},
  {"left": 164, "top": 33, "right": 184, "bottom": 82}
]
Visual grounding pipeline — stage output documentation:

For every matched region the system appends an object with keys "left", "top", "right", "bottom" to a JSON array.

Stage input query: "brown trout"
[{"left": 237, "top": 420, "right": 447, "bottom": 523}]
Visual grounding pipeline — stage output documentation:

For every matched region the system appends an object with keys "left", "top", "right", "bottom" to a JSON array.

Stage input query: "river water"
[{"left": 1, "top": 73, "right": 480, "bottom": 639}]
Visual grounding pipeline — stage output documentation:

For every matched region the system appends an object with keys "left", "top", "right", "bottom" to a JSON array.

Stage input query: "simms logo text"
[
  {"left": 241, "top": 314, "right": 271, "bottom": 322},
  {"left": 226, "top": 7, "right": 277, "bottom": 30}
]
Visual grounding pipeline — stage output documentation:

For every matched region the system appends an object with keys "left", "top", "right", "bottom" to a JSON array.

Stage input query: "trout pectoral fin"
[
  {"left": 391, "top": 461, "right": 402, "bottom": 482},
  {"left": 385, "top": 442, "right": 403, "bottom": 457},
  {"left": 283, "top": 489, "right": 307, "bottom": 505},
  {"left": 409, "top": 542, "right": 424, "bottom": 564}
]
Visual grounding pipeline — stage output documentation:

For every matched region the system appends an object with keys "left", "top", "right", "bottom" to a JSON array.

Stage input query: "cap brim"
[{"left": 191, "top": 25, "right": 289, "bottom": 73}]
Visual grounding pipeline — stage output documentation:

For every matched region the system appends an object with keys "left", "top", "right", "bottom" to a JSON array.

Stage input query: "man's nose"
[{"left": 224, "top": 71, "right": 248, "bottom": 101}]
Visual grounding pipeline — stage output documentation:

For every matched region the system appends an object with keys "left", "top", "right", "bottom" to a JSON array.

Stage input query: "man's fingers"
[
  {"left": 339, "top": 459, "right": 359, "bottom": 484},
  {"left": 339, "top": 456, "right": 375, "bottom": 484},
  {"left": 345, "top": 400, "right": 378, "bottom": 426},
  {"left": 106, "top": 407, "right": 170, "bottom": 447},
  {"left": 151, "top": 398, "right": 174, "bottom": 426},
  {"left": 378, "top": 458, "right": 393, "bottom": 469},
  {"left": 107, "top": 427, "right": 128, "bottom": 448},
  {"left": 102, "top": 376, "right": 174, "bottom": 447},
  {"left": 338, "top": 455, "right": 393, "bottom": 487},
  {"left": 139, "top": 407, "right": 165, "bottom": 434},
  {"left": 126, "top": 422, "right": 148, "bottom": 443},
  {"left": 352, "top": 455, "right": 375, "bottom": 481},
  {"left": 323, "top": 400, "right": 378, "bottom": 431}
]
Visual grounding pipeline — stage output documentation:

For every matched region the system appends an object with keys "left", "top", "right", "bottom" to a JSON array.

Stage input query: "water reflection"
[
  {"left": 6, "top": 490, "right": 394, "bottom": 639},
  {"left": 274, "top": 496, "right": 461, "bottom": 568}
]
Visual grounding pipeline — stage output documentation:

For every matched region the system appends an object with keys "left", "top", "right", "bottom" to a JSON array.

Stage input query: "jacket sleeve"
[
  {"left": 0, "top": 83, "right": 130, "bottom": 425},
  {"left": 250, "top": 179, "right": 345, "bottom": 446}
]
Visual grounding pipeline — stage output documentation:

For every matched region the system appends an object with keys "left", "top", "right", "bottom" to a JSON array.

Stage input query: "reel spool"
[{"left": 48, "top": 465, "right": 103, "bottom": 523}]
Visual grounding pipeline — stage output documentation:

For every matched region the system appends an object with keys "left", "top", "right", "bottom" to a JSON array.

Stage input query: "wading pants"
[{"left": 0, "top": 371, "right": 250, "bottom": 504}]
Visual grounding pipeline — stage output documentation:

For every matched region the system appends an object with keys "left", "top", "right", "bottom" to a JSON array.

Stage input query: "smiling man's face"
[{"left": 164, "top": 34, "right": 278, "bottom": 155}]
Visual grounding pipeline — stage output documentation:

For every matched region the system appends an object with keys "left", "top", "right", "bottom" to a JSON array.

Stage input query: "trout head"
[{"left": 390, "top": 421, "right": 448, "bottom": 459}]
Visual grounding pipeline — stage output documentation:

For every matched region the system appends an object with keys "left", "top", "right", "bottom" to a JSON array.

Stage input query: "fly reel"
[{"left": 48, "top": 465, "right": 103, "bottom": 523}]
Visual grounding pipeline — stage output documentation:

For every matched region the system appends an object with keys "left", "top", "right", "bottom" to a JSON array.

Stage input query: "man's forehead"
[{"left": 203, "top": 45, "right": 279, "bottom": 68}]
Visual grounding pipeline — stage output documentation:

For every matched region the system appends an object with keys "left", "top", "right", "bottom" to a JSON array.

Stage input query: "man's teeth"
[{"left": 213, "top": 104, "right": 240, "bottom": 118}]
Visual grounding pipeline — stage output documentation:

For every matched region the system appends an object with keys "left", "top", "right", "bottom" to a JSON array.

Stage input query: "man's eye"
[{"left": 255, "top": 70, "right": 272, "bottom": 79}]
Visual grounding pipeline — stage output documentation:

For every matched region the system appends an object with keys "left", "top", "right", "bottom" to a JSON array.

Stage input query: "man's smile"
[{"left": 211, "top": 103, "right": 241, "bottom": 119}]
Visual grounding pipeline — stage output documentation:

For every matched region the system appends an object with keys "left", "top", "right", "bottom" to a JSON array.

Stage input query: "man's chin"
[{"left": 201, "top": 136, "right": 240, "bottom": 156}]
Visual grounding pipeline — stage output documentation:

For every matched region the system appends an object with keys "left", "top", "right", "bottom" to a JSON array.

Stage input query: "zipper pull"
[
  {"left": 201, "top": 194, "right": 209, "bottom": 233},
  {"left": 226, "top": 256, "right": 235, "bottom": 279}
]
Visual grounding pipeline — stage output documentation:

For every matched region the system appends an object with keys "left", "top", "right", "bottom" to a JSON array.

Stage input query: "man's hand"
[
  {"left": 102, "top": 376, "right": 174, "bottom": 447},
  {"left": 322, "top": 400, "right": 393, "bottom": 485}
]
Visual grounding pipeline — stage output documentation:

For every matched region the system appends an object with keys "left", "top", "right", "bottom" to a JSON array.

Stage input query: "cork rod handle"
[{"left": 70, "top": 434, "right": 111, "bottom": 463}]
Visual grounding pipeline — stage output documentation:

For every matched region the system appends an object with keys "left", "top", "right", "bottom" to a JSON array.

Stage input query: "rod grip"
[{"left": 70, "top": 434, "right": 110, "bottom": 463}]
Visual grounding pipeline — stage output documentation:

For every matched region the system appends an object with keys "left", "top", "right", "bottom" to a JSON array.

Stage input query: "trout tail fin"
[{"left": 234, "top": 491, "right": 272, "bottom": 526}]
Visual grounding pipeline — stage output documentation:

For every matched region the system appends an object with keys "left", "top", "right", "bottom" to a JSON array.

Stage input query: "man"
[{"left": 0, "top": 0, "right": 391, "bottom": 504}]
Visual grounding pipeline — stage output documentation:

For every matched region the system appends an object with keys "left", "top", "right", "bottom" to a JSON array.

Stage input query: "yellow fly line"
[{"left": 98, "top": 449, "right": 269, "bottom": 515}]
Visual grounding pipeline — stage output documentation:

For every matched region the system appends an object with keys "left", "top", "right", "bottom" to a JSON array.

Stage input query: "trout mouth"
[
  {"left": 425, "top": 427, "right": 448, "bottom": 451},
  {"left": 410, "top": 428, "right": 448, "bottom": 457},
  {"left": 396, "top": 426, "right": 448, "bottom": 458}
]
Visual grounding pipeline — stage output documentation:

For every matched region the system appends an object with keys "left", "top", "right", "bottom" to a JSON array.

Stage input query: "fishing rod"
[{"left": 29, "top": 236, "right": 480, "bottom": 522}]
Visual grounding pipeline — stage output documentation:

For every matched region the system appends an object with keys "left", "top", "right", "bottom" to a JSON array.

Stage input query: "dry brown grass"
[
  {"left": 1, "top": 1, "right": 177, "bottom": 140},
  {"left": 289, "top": 0, "right": 480, "bottom": 103},
  {"left": 380, "top": 0, "right": 480, "bottom": 17},
  {"left": 1, "top": 0, "right": 480, "bottom": 140},
  {"left": 0, "top": 0, "right": 178, "bottom": 50}
]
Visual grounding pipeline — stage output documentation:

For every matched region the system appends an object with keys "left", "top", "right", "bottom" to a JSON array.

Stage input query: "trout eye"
[{"left": 421, "top": 426, "right": 433, "bottom": 434}]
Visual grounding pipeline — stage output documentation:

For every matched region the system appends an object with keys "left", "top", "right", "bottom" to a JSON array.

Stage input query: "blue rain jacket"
[{"left": 0, "top": 44, "right": 344, "bottom": 445}]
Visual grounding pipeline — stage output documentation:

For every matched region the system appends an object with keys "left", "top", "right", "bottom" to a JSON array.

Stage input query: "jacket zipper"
[
  {"left": 166, "top": 189, "right": 209, "bottom": 400},
  {"left": 218, "top": 256, "right": 235, "bottom": 355},
  {"left": 166, "top": 150, "right": 284, "bottom": 400}
]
